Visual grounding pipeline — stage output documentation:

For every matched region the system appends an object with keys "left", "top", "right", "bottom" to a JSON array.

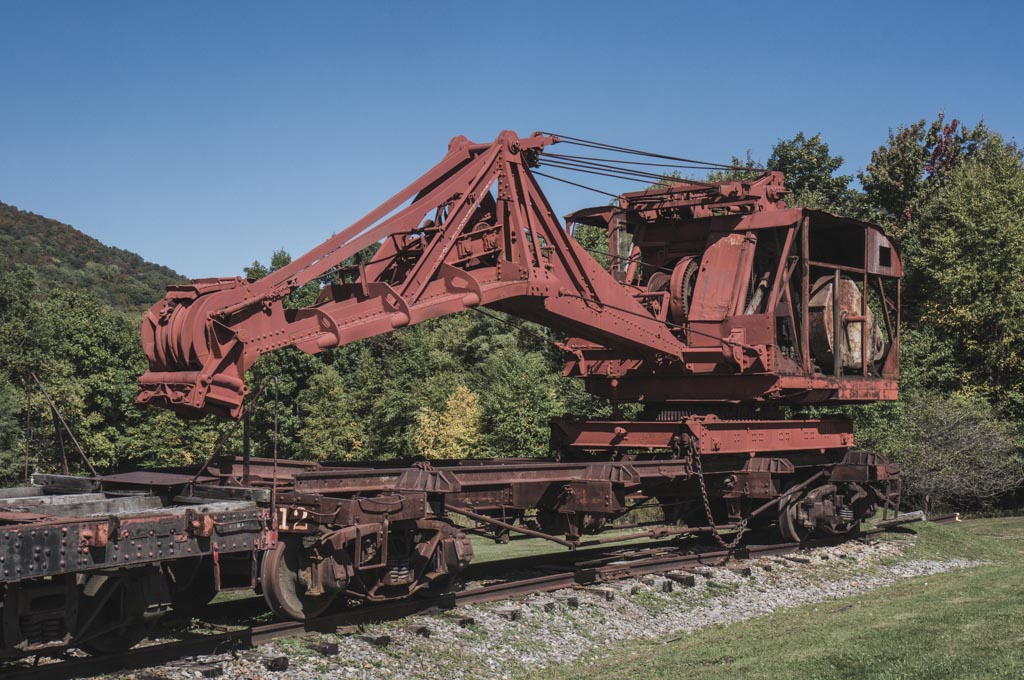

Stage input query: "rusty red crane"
[
  {"left": 0, "top": 131, "right": 905, "bottom": 658},
  {"left": 132, "top": 129, "right": 902, "bottom": 615}
]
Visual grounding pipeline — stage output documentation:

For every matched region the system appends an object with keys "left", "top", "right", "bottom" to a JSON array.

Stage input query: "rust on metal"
[{"left": 1, "top": 130, "right": 909, "bottom": 662}]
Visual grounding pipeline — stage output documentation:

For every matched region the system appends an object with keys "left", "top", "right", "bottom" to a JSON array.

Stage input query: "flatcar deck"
[
  {"left": 0, "top": 473, "right": 273, "bottom": 657},
  {"left": 0, "top": 474, "right": 271, "bottom": 583}
]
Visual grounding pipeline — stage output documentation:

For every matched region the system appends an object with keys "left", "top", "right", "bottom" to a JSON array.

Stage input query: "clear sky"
[{"left": 1, "top": 1, "right": 1021, "bottom": 279}]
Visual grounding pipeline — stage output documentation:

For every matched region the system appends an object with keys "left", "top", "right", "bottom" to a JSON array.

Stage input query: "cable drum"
[
  {"left": 808, "top": 276, "right": 886, "bottom": 371},
  {"left": 668, "top": 256, "right": 700, "bottom": 324}
]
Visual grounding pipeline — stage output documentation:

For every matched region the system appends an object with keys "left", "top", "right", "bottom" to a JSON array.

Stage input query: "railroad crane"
[
  {"left": 0, "top": 131, "right": 903, "bottom": 657},
  {"left": 136, "top": 130, "right": 902, "bottom": 617}
]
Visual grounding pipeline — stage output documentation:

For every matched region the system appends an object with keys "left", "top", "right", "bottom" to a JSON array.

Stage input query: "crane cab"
[{"left": 565, "top": 171, "right": 902, "bottom": 405}]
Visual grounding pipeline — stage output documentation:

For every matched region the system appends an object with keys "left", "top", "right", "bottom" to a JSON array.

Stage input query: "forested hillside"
[
  {"left": 0, "top": 202, "right": 186, "bottom": 310},
  {"left": 1, "top": 114, "right": 1022, "bottom": 513}
]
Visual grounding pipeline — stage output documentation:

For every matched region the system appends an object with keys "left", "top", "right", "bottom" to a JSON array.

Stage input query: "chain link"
[{"left": 692, "top": 449, "right": 748, "bottom": 550}]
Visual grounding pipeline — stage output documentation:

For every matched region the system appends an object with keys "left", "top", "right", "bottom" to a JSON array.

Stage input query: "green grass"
[
  {"left": 541, "top": 518, "right": 1024, "bottom": 680},
  {"left": 468, "top": 528, "right": 659, "bottom": 564},
  {"left": 469, "top": 533, "right": 570, "bottom": 563}
]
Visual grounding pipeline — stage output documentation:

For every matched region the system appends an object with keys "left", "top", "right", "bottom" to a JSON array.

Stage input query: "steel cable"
[
  {"left": 531, "top": 131, "right": 764, "bottom": 197},
  {"left": 539, "top": 132, "right": 761, "bottom": 172},
  {"left": 538, "top": 157, "right": 690, "bottom": 185},
  {"left": 543, "top": 151, "right": 758, "bottom": 172},
  {"left": 531, "top": 170, "right": 622, "bottom": 199}
]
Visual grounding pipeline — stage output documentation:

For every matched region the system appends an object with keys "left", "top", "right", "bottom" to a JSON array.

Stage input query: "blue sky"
[{"left": 1, "top": 1, "right": 1021, "bottom": 279}]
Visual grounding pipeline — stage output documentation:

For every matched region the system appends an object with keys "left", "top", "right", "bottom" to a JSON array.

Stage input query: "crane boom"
[
  {"left": 137, "top": 130, "right": 900, "bottom": 424},
  {"left": 139, "top": 132, "right": 733, "bottom": 418}
]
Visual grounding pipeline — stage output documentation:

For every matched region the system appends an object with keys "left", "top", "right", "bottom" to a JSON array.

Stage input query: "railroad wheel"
[
  {"left": 261, "top": 536, "right": 336, "bottom": 621},
  {"left": 165, "top": 556, "right": 218, "bottom": 614},
  {"left": 76, "top": 573, "right": 151, "bottom": 655},
  {"left": 411, "top": 521, "right": 474, "bottom": 597},
  {"left": 779, "top": 484, "right": 860, "bottom": 542},
  {"left": 778, "top": 495, "right": 811, "bottom": 543}
]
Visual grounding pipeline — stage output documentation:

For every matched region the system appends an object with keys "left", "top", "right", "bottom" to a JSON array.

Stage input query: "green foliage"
[
  {"left": 902, "top": 134, "right": 1024, "bottom": 417},
  {"left": 35, "top": 289, "right": 143, "bottom": 470},
  {"left": 0, "top": 256, "right": 45, "bottom": 374},
  {"left": 0, "top": 374, "right": 26, "bottom": 480},
  {"left": 473, "top": 343, "right": 565, "bottom": 457},
  {"left": 0, "top": 202, "right": 186, "bottom": 310},
  {"left": 758, "top": 122, "right": 1024, "bottom": 509},
  {"left": 860, "top": 114, "right": 990, "bottom": 238},
  {"left": 711, "top": 135, "right": 861, "bottom": 213},
  {"left": 119, "top": 408, "right": 224, "bottom": 469},
  {"left": 245, "top": 346, "right": 324, "bottom": 458},
  {"left": 704, "top": 151, "right": 764, "bottom": 183},
  {"left": 0, "top": 254, "right": 227, "bottom": 483},
  {"left": 296, "top": 365, "right": 367, "bottom": 461},
  {"left": 896, "top": 326, "right": 963, "bottom": 394},
  {"left": 854, "top": 390, "right": 1024, "bottom": 511},
  {"left": 240, "top": 249, "right": 339, "bottom": 458},
  {"left": 850, "top": 127, "right": 1024, "bottom": 508},
  {"left": 767, "top": 132, "right": 857, "bottom": 212},
  {"left": 571, "top": 223, "right": 611, "bottom": 269},
  {"left": 287, "top": 309, "right": 608, "bottom": 461}
]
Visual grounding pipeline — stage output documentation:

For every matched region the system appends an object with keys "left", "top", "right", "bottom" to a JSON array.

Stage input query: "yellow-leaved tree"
[{"left": 413, "top": 385, "right": 483, "bottom": 459}]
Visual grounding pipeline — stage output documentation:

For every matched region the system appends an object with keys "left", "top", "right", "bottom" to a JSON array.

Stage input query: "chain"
[{"left": 691, "top": 449, "right": 748, "bottom": 550}]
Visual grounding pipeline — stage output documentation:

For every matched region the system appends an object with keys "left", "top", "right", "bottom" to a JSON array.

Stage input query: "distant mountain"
[{"left": 0, "top": 201, "right": 187, "bottom": 310}]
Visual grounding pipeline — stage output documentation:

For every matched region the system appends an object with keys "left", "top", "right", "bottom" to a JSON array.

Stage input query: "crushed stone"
[{"left": 116, "top": 538, "right": 982, "bottom": 680}]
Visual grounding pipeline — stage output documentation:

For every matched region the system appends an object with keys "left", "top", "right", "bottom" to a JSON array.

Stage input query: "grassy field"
[{"left": 541, "top": 517, "right": 1024, "bottom": 680}]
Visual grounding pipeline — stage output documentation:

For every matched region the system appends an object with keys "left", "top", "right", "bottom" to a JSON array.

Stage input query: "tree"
[
  {"left": 413, "top": 385, "right": 484, "bottom": 459},
  {"left": 0, "top": 201, "right": 186, "bottom": 311},
  {"left": 705, "top": 151, "right": 764, "bottom": 183},
  {"left": 296, "top": 365, "right": 367, "bottom": 461},
  {"left": 571, "top": 223, "right": 611, "bottom": 269},
  {"left": 0, "top": 259, "right": 43, "bottom": 374},
  {"left": 860, "top": 114, "right": 989, "bottom": 239},
  {"left": 850, "top": 127, "right": 1024, "bottom": 510},
  {"left": 473, "top": 344, "right": 567, "bottom": 457},
  {"left": 0, "top": 258, "right": 41, "bottom": 482},
  {"left": 708, "top": 134, "right": 859, "bottom": 213},
  {"left": 32, "top": 290, "right": 145, "bottom": 471},
  {"left": 856, "top": 391, "right": 1024, "bottom": 512},
  {"left": 900, "top": 134, "right": 1024, "bottom": 417},
  {"left": 767, "top": 132, "right": 856, "bottom": 212},
  {"left": 0, "top": 374, "right": 27, "bottom": 484},
  {"left": 120, "top": 407, "right": 225, "bottom": 469}
]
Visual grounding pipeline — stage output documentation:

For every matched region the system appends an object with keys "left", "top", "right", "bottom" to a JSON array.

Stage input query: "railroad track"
[{"left": 1, "top": 513, "right": 957, "bottom": 680}]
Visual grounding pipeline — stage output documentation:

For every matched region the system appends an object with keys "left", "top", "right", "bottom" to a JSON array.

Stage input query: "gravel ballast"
[{"left": 122, "top": 537, "right": 981, "bottom": 680}]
